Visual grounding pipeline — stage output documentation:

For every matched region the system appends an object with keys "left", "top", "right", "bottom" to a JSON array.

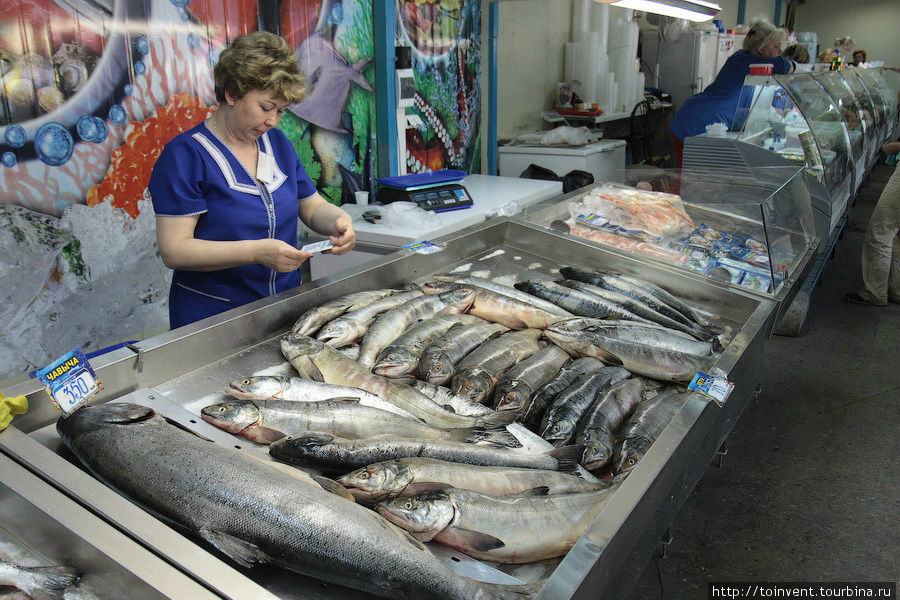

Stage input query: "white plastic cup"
[{"left": 354, "top": 191, "right": 369, "bottom": 206}]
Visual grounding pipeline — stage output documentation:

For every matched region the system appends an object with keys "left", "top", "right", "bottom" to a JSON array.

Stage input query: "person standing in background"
[
  {"left": 669, "top": 19, "right": 796, "bottom": 167},
  {"left": 845, "top": 139, "right": 900, "bottom": 306},
  {"left": 783, "top": 44, "right": 810, "bottom": 64},
  {"left": 850, "top": 49, "right": 867, "bottom": 66}
]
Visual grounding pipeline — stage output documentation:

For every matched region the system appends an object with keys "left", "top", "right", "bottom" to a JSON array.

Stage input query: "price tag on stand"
[
  {"left": 403, "top": 241, "right": 444, "bottom": 255},
  {"left": 30, "top": 349, "right": 103, "bottom": 415},
  {"left": 688, "top": 371, "right": 734, "bottom": 407}
]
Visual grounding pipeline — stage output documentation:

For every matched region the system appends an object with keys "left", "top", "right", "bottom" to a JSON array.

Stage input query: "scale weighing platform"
[{"left": 376, "top": 170, "right": 474, "bottom": 212}]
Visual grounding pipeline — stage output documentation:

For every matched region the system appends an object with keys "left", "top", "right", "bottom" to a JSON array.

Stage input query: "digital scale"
[{"left": 375, "top": 170, "right": 474, "bottom": 212}]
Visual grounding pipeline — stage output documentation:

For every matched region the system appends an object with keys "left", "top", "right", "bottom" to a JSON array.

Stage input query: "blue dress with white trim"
[{"left": 149, "top": 121, "right": 317, "bottom": 329}]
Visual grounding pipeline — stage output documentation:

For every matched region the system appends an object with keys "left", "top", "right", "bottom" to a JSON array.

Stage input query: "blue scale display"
[{"left": 376, "top": 170, "right": 474, "bottom": 212}]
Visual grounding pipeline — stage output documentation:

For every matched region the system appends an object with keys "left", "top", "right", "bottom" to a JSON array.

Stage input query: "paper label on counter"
[
  {"left": 403, "top": 241, "right": 443, "bottom": 255},
  {"left": 688, "top": 372, "right": 734, "bottom": 406},
  {"left": 29, "top": 349, "right": 102, "bottom": 414},
  {"left": 301, "top": 239, "right": 334, "bottom": 253}
]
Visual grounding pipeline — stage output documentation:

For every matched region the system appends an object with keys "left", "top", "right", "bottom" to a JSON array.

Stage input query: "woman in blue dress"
[
  {"left": 669, "top": 19, "right": 796, "bottom": 166},
  {"left": 149, "top": 32, "right": 356, "bottom": 329}
]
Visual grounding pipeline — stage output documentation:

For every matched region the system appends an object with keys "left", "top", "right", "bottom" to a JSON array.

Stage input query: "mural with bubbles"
[{"left": 0, "top": 0, "right": 481, "bottom": 382}]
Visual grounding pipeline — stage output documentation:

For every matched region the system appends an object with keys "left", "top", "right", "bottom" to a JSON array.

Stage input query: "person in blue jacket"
[
  {"left": 670, "top": 19, "right": 796, "bottom": 166},
  {"left": 148, "top": 32, "right": 356, "bottom": 329}
]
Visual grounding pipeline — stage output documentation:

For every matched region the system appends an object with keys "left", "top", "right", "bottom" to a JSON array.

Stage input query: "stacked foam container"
[{"left": 564, "top": 0, "right": 645, "bottom": 116}]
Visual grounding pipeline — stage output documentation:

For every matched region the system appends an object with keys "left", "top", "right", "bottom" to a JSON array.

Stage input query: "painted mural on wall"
[
  {"left": 399, "top": 0, "right": 481, "bottom": 174},
  {"left": 0, "top": 0, "right": 481, "bottom": 381}
]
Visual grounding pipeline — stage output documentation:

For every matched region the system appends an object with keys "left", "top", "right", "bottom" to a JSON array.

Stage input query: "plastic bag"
[
  {"left": 561, "top": 170, "right": 594, "bottom": 194},
  {"left": 577, "top": 183, "right": 694, "bottom": 238},
  {"left": 515, "top": 126, "right": 596, "bottom": 146},
  {"left": 519, "top": 163, "right": 561, "bottom": 182}
]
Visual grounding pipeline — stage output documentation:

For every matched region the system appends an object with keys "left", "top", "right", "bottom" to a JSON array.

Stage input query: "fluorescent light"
[{"left": 607, "top": 0, "right": 721, "bottom": 22}]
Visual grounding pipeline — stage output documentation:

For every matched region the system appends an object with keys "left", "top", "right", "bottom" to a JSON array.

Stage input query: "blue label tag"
[
  {"left": 29, "top": 349, "right": 102, "bottom": 414},
  {"left": 575, "top": 213, "right": 609, "bottom": 228},
  {"left": 688, "top": 371, "right": 734, "bottom": 406},
  {"left": 403, "top": 241, "right": 443, "bottom": 255}
]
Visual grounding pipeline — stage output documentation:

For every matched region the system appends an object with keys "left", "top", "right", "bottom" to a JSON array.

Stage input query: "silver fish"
[
  {"left": 577, "top": 378, "right": 645, "bottom": 471},
  {"left": 376, "top": 486, "right": 616, "bottom": 564},
  {"left": 201, "top": 399, "right": 495, "bottom": 445},
  {"left": 316, "top": 290, "right": 425, "bottom": 347},
  {"left": 539, "top": 367, "right": 631, "bottom": 446},
  {"left": 614, "top": 387, "right": 691, "bottom": 476},
  {"left": 428, "top": 275, "right": 574, "bottom": 317},
  {"left": 337, "top": 456, "right": 609, "bottom": 503},
  {"left": 0, "top": 560, "right": 81, "bottom": 598},
  {"left": 292, "top": 288, "right": 405, "bottom": 335},
  {"left": 450, "top": 329, "right": 544, "bottom": 404},
  {"left": 418, "top": 322, "right": 508, "bottom": 385},
  {"left": 373, "top": 314, "right": 484, "bottom": 378},
  {"left": 57, "top": 403, "right": 535, "bottom": 599},
  {"left": 358, "top": 289, "right": 476, "bottom": 368},
  {"left": 406, "top": 380, "right": 496, "bottom": 416},
  {"left": 519, "top": 357, "right": 607, "bottom": 430},
  {"left": 544, "top": 319, "right": 713, "bottom": 382},
  {"left": 270, "top": 432, "right": 585, "bottom": 473},
  {"left": 226, "top": 375, "right": 416, "bottom": 419},
  {"left": 493, "top": 345, "right": 570, "bottom": 412},
  {"left": 280, "top": 333, "right": 515, "bottom": 430}
]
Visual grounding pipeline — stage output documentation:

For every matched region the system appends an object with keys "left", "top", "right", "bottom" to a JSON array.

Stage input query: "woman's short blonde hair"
[
  {"left": 213, "top": 32, "right": 307, "bottom": 104},
  {"left": 743, "top": 19, "right": 786, "bottom": 54},
  {"left": 783, "top": 44, "right": 810, "bottom": 64}
]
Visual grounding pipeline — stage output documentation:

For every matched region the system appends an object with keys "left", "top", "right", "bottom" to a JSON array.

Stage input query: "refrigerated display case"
[
  {"left": 810, "top": 71, "right": 871, "bottom": 187},
  {"left": 854, "top": 68, "right": 899, "bottom": 140},
  {"left": 1, "top": 217, "right": 777, "bottom": 600},
  {"left": 839, "top": 70, "right": 885, "bottom": 154},
  {"left": 518, "top": 168, "right": 817, "bottom": 331}
]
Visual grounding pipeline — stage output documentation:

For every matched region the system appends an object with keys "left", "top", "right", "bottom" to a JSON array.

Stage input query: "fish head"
[
  {"left": 57, "top": 403, "right": 156, "bottom": 444},
  {"left": 200, "top": 400, "right": 260, "bottom": 434},
  {"left": 315, "top": 320, "right": 354, "bottom": 346},
  {"left": 451, "top": 369, "right": 493, "bottom": 403},
  {"left": 419, "top": 281, "right": 456, "bottom": 294},
  {"left": 373, "top": 349, "right": 415, "bottom": 378},
  {"left": 440, "top": 288, "right": 476, "bottom": 313},
  {"left": 495, "top": 382, "right": 528, "bottom": 411},
  {"left": 421, "top": 353, "right": 453, "bottom": 384},
  {"left": 581, "top": 431, "right": 614, "bottom": 471},
  {"left": 375, "top": 491, "right": 455, "bottom": 541},
  {"left": 336, "top": 460, "right": 412, "bottom": 503},
  {"left": 541, "top": 417, "right": 578, "bottom": 446},
  {"left": 280, "top": 333, "right": 326, "bottom": 379},
  {"left": 613, "top": 437, "right": 648, "bottom": 476},
  {"left": 227, "top": 376, "right": 285, "bottom": 400}
]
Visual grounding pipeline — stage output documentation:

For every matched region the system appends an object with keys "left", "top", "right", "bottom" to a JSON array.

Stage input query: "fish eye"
[
  {"left": 628, "top": 458, "right": 636, "bottom": 465},
  {"left": 242, "top": 379, "right": 251, "bottom": 385},
  {"left": 359, "top": 471, "right": 370, "bottom": 479},
  {"left": 404, "top": 500, "right": 414, "bottom": 509}
]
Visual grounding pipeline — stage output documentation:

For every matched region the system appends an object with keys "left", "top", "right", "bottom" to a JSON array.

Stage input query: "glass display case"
[
  {"left": 519, "top": 167, "right": 818, "bottom": 303},
  {"left": 839, "top": 70, "right": 884, "bottom": 154},
  {"left": 809, "top": 71, "right": 870, "bottom": 187},
  {"left": 855, "top": 68, "right": 898, "bottom": 140}
]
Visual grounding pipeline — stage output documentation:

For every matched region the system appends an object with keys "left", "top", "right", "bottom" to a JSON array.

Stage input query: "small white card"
[
  {"left": 257, "top": 151, "right": 277, "bottom": 184},
  {"left": 403, "top": 241, "right": 443, "bottom": 254},
  {"left": 301, "top": 239, "right": 334, "bottom": 253}
]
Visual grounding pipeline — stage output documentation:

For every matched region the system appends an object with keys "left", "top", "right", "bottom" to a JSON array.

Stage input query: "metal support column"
[
  {"left": 774, "top": 0, "right": 783, "bottom": 26},
  {"left": 737, "top": 0, "right": 747, "bottom": 25},
  {"left": 487, "top": 1, "right": 499, "bottom": 176},
  {"left": 374, "top": 1, "right": 398, "bottom": 177}
]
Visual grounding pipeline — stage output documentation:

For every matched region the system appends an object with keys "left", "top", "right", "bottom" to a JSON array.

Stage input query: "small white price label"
[
  {"left": 688, "top": 371, "right": 734, "bottom": 406},
  {"left": 301, "top": 239, "right": 334, "bottom": 253},
  {"left": 403, "top": 241, "right": 443, "bottom": 255},
  {"left": 54, "top": 370, "right": 99, "bottom": 413}
]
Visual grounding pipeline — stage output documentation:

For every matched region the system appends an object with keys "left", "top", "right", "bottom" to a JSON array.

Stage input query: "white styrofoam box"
[{"left": 498, "top": 140, "right": 627, "bottom": 182}]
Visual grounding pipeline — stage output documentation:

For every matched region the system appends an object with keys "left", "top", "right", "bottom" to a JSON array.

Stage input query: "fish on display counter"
[
  {"left": 200, "top": 399, "right": 506, "bottom": 446},
  {"left": 280, "top": 333, "right": 516, "bottom": 430},
  {"left": 613, "top": 387, "right": 692, "bottom": 476},
  {"left": 518, "top": 357, "right": 608, "bottom": 430},
  {"left": 0, "top": 559, "right": 81, "bottom": 599},
  {"left": 539, "top": 367, "right": 631, "bottom": 446},
  {"left": 428, "top": 275, "right": 574, "bottom": 317},
  {"left": 417, "top": 322, "right": 509, "bottom": 385},
  {"left": 337, "top": 457, "right": 610, "bottom": 503},
  {"left": 376, "top": 486, "right": 618, "bottom": 564},
  {"left": 57, "top": 403, "right": 539, "bottom": 600},
  {"left": 269, "top": 432, "right": 584, "bottom": 473},
  {"left": 316, "top": 290, "right": 425, "bottom": 347},
  {"left": 373, "top": 314, "right": 485, "bottom": 378},
  {"left": 291, "top": 287, "right": 407, "bottom": 336},
  {"left": 358, "top": 289, "right": 476, "bottom": 368},
  {"left": 544, "top": 319, "right": 713, "bottom": 382},
  {"left": 226, "top": 375, "right": 417, "bottom": 419},
  {"left": 405, "top": 379, "right": 497, "bottom": 417},
  {"left": 576, "top": 377, "right": 646, "bottom": 471},
  {"left": 492, "top": 345, "right": 571, "bottom": 412},
  {"left": 514, "top": 280, "right": 638, "bottom": 321},
  {"left": 450, "top": 329, "right": 544, "bottom": 404}
]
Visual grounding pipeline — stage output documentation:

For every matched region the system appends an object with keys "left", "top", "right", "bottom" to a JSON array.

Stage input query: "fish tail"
[
  {"left": 547, "top": 445, "right": 586, "bottom": 473},
  {"left": 464, "top": 427, "right": 522, "bottom": 447},
  {"left": 31, "top": 565, "right": 82, "bottom": 590}
]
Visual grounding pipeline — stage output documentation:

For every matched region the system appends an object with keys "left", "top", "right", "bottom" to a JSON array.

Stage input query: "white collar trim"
[{"left": 191, "top": 130, "right": 287, "bottom": 195}]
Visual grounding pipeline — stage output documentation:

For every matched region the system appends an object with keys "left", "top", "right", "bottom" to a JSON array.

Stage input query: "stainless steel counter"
[{"left": 1, "top": 218, "right": 777, "bottom": 600}]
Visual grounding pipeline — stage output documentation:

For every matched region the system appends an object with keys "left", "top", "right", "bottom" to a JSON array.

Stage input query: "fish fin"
[
  {"left": 244, "top": 425, "right": 286, "bottom": 444},
  {"left": 199, "top": 529, "right": 271, "bottom": 568},
  {"left": 29, "top": 565, "right": 81, "bottom": 591},
  {"left": 438, "top": 526, "right": 506, "bottom": 552},
  {"left": 402, "top": 481, "right": 453, "bottom": 495},
  {"left": 524, "top": 486, "right": 551, "bottom": 496},
  {"left": 311, "top": 474, "right": 357, "bottom": 502},
  {"left": 547, "top": 445, "right": 586, "bottom": 473},
  {"left": 465, "top": 427, "right": 522, "bottom": 447},
  {"left": 326, "top": 396, "right": 362, "bottom": 403},
  {"left": 475, "top": 410, "right": 518, "bottom": 429},
  {"left": 504, "top": 316, "right": 529, "bottom": 330},
  {"left": 441, "top": 404, "right": 458, "bottom": 413},
  {"left": 478, "top": 579, "right": 547, "bottom": 599}
]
